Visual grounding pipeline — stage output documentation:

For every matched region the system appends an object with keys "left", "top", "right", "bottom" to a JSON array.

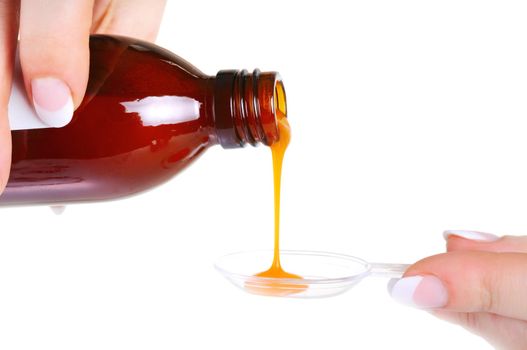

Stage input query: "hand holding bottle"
[
  {"left": 389, "top": 230, "right": 527, "bottom": 349},
  {"left": 0, "top": 0, "right": 166, "bottom": 194}
]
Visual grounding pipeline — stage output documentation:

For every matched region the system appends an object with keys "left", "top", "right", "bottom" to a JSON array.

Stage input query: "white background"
[{"left": 2, "top": 0, "right": 527, "bottom": 349}]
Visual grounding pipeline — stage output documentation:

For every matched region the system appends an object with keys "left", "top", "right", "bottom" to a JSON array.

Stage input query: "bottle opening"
[
  {"left": 274, "top": 80, "right": 287, "bottom": 120},
  {"left": 214, "top": 70, "right": 286, "bottom": 149}
]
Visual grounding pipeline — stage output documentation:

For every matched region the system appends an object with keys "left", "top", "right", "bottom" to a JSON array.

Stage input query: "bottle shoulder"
[
  {"left": 89, "top": 35, "right": 207, "bottom": 79},
  {"left": 80, "top": 34, "right": 212, "bottom": 115}
]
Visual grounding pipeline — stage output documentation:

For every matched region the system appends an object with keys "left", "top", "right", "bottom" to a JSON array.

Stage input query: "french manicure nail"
[
  {"left": 31, "top": 77, "right": 74, "bottom": 128},
  {"left": 443, "top": 230, "right": 499, "bottom": 242},
  {"left": 388, "top": 275, "right": 448, "bottom": 309}
]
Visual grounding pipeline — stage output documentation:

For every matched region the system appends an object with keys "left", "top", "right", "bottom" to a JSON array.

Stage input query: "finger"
[
  {"left": 0, "top": 0, "right": 20, "bottom": 193},
  {"left": 388, "top": 251, "right": 527, "bottom": 320},
  {"left": 19, "top": 0, "right": 93, "bottom": 127},
  {"left": 92, "top": 0, "right": 167, "bottom": 41},
  {"left": 432, "top": 310, "right": 527, "bottom": 350},
  {"left": 444, "top": 230, "right": 527, "bottom": 253}
]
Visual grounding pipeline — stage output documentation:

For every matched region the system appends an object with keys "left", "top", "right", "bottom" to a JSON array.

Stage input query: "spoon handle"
[{"left": 369, "top": 263, "right": 411, "bottom": 278}]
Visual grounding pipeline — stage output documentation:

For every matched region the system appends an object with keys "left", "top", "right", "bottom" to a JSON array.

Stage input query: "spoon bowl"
[{"left": 215, "top": 250, "right": 409, "bottom": 298}]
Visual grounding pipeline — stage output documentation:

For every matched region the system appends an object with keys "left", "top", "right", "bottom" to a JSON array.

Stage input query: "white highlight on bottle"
[{"left": 121, "top": 96, "right": 201, "bottom": 126}]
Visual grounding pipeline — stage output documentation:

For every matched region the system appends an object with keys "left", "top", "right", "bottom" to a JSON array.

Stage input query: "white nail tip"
[
  {"left": 389, "top": 276, "right": 423, "bottom": 307},
  {"left": 443, "top": 230, "right": 499, "bottom": 242},
  {"left": 33, "top": 95, "right": 74, "bottom": 128}
]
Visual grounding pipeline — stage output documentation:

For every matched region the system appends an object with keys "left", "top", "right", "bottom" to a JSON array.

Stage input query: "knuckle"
[
  {"left": 480, "top": 270, "right": 499, "bottom": 313},
  {"left": 461, "top": 312, "right": 481, "bottom": 332}
]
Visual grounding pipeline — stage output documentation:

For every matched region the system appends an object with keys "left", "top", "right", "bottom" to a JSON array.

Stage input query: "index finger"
[{"left": 444, "top": 230, "right": 527, "bottom": 253}]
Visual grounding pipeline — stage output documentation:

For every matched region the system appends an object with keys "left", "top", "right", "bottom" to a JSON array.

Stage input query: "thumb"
[
  {"left": 388, "top": 250, "right": 527, "bottom": 320},
  {"left": 444, "top": 230, "right": 527, "bottom": 253},
  {"left": 19, "top": 0, "right": 92, "bottom": 127}
]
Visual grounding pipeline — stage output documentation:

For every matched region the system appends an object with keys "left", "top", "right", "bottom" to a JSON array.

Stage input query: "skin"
[
  {"left": 407, "top": 235, "right": 527, "bottom": 349},
  {"left": 0, "top": 0, "right": 167, "bottom": 193}
]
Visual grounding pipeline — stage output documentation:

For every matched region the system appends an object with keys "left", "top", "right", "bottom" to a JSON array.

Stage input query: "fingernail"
[
  {"left": 388, "top": 275, "right": 448, "bottom": 309},
  {"left": 443, "top": 230, "right": 499, "bottom": 242},
  {"left": 31, "top": 77, "right": 74, "bottom": 128}
]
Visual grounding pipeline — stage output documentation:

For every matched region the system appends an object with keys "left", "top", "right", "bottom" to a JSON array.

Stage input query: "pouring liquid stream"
[{"left": 245, "top": 112, "right": 307, "bottom": 296}]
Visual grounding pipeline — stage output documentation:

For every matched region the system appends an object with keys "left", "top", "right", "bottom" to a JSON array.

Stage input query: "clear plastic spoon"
[{"left": 215, "top": 250, "right": 410, "bottom": 298}]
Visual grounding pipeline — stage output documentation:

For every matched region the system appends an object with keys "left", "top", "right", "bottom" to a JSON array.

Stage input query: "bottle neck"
[{"left": 213, "top": 69, "right": 287, "bottom": 148}]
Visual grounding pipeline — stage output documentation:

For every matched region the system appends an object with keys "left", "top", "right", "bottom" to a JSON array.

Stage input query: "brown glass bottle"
[{"left": 0, "top": 35, "right": 287, "bottom": 206}]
